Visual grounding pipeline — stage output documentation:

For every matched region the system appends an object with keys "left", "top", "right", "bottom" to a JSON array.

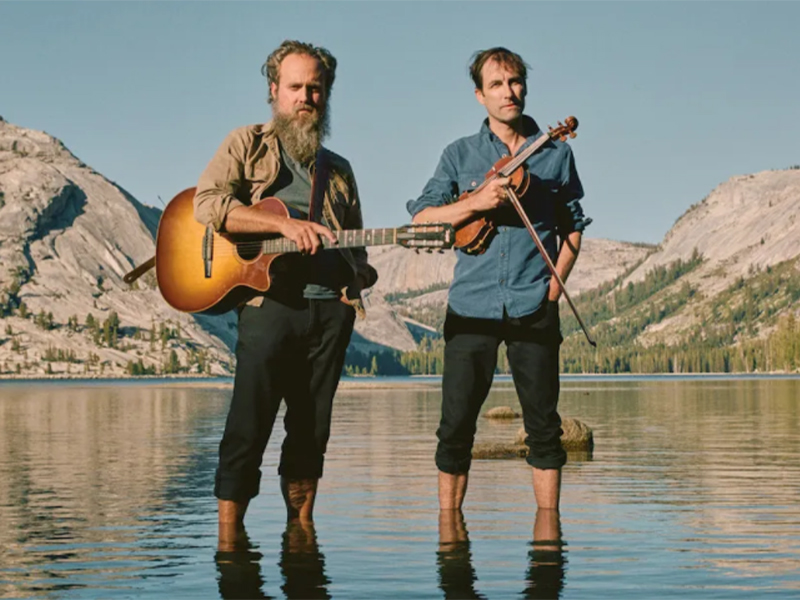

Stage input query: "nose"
[{"left": 302, "top": 86, "right": 316, "bottom": 104}]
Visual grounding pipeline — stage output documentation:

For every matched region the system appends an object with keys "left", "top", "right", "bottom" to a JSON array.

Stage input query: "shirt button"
[
  {"left": 499, "top": 279, "right": 505, "bottom": 284},
  {"left": 500, "top": 252, "right": 506, "bottom": 257},
  {"left": 471, "top": 181, "right": 477, "bottom": 187}
]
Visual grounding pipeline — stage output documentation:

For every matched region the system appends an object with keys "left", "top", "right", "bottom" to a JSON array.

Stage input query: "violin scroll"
[{"left": 548, "top": 116, "right": 578, "bottom": 142}]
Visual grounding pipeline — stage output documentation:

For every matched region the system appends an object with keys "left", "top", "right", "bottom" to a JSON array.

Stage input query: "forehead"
[
  {"left": 481, "top": 58, "right": 523, "bottom": 83},
  {"left": 278, "top": 53, "right": 324, "bottom": 82}
]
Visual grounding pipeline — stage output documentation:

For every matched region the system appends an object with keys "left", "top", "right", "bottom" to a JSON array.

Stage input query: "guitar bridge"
[{"left": 202, "top": 225, "right": 214, "bottom": 278}]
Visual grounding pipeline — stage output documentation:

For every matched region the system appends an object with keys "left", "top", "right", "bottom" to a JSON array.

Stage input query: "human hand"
[
  {"left": 280, "top": 219, "right": 337, "bottom": 255},
  {"left": 467, "top": 176, "right": 510, "bottom": 213}
]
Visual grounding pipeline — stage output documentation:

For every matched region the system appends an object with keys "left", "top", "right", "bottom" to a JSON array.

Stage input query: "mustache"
[{"left": 292, "top": 103, "right": 320, "bottom": 116}]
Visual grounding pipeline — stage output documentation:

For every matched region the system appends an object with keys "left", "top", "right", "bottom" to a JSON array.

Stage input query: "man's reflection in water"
[
  {"left": 437, "top": 510, "right": 485, "bottom": 599},
  {"left": 280, "top": 519, "right": 331, "bottom": 600},
  {"left": 215, "top": 527, "right": 270, "bottom": 600},
  {"left": 214, "top": 519, "right": 330, "bottom": 600},
  {"left": 522, "top": 509, "right": 566, "bottom": 599}
]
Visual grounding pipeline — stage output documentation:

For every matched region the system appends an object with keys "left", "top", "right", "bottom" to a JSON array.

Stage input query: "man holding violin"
[{"left": 407, "top": 47, "right": 590, "bottom": 512}]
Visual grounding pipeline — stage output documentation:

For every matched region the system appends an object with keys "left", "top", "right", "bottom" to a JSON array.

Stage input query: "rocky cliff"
[{"left": 0, "top": 118, "right": 236, "bottom": 376}]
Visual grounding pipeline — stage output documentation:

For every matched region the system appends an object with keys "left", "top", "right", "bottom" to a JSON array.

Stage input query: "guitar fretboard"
[{"left": 259, "top": 228, "right": 401, "bottom": 254}]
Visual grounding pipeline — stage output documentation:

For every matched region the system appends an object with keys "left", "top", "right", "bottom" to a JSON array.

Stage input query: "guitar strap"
[
  {"left": 315, "top": 150, "right": 367, "bottom": 319},
  {"left": 310, "top": 149, "right": 329, "bottom": 226},
  {"left": 123, "top": 255, "right": 155, "bottom": 284}
]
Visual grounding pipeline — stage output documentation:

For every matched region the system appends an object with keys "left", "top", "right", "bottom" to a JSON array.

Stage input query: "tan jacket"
[{"left": 194, "top": 121, "right": 377, "bottom": 310}]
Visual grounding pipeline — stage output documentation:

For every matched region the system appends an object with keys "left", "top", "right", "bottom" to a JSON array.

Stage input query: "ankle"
[
  {"left": 218, "top": 499, "right": 248, "bottom": 524},
  {"left": 281, "top": 477, "right": 318, "bottom": 522}
]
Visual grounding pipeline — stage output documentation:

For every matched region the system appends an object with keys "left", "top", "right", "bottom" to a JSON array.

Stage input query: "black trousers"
[
  {"left": 436, "top": 300, "right": 566, "bottom": 474},
  {"left": 214, "top": 295, "right": 356, "bottom": 502}
]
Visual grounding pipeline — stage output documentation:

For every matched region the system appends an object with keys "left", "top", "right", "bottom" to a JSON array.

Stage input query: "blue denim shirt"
[{"left": 406, "top": 117, "right": 589, "bottom": 320}]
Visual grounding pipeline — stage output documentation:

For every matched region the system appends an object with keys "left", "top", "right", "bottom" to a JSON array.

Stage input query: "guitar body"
[
  {"left": 154, "top": 187, "right": 455, "bottom": 314},
  {"left": 156, "top": 187, "right": 285, "bottom": 314}
]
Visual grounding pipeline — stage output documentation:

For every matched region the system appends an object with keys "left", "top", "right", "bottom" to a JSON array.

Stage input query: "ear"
[
  {"left": 269, "top": 81, "right": 278, "bottom": 101},
  {"left": 474, "top": 87, "right": 486, "bottom": 107}
]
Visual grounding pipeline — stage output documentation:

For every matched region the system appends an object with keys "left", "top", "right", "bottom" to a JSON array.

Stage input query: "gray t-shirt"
[{"left": 265, "top": 145, "right": 349, "bottom": 300}]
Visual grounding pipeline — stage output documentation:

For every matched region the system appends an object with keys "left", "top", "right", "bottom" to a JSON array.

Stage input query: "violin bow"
[{"left": 504, "top": 185, "right": 596, "bottom": 347}]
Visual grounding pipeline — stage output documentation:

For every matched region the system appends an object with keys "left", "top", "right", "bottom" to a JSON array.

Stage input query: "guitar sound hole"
[{"left": 235, "top": 239, "right": 262, "bottom": 261}]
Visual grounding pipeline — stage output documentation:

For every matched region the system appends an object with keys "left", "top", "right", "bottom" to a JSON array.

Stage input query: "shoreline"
[{"left": 1, "top": 371, "right": 799, "bottom": 388}]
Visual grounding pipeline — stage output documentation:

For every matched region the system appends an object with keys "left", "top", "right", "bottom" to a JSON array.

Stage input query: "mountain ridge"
[{"left": 2, "top": 118, "right": 797, "bottom": 376}]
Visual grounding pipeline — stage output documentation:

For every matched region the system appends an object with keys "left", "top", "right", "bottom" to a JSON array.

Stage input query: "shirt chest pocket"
[
  {"left": 457, "top": 173, "right": 486, "bottom": 196},
  {"left": 244, "top": 159, "right": 277, "bottom": 184}
]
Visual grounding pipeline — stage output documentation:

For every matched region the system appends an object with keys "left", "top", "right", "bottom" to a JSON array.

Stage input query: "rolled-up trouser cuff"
[
  {"left": 525, "top": 452, "right": 567, "bottom": 469},
  {"left": 525, "top": 446, "right": 567, "bottom": 470},
  {"left": 278, "top": 455, "right": 325, "bottom": 480},
  {"left": 435, "top": 445, "right": 473, "bottom": 475},
  {"left": 214, "top": 468, "right": 261, "bottom": 502}
]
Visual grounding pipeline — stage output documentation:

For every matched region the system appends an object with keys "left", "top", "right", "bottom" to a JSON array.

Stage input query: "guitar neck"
[{"left": 260, "top": 228, "right": 401, "bottom": 255}]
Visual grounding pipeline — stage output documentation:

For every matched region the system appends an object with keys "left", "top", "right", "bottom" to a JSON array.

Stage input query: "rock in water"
[
  {"left": 559, "top": 417, "right": 594, "bottom": 451},
  {"left": 483, "top": 406, "right": 521, "bottom": 420},
  {"left": 473, "top": 417, "right": 594, "bottom": 459}
]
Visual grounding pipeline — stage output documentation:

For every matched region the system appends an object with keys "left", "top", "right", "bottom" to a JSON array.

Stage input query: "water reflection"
[
  {"left": 436, "top": 509, "right": 567, "bottom": 600},
  {"left": 522, "top": 509, "right": 566, "bottom": 599},
  {"left": 437, "top": 510, "right": 483, "bottom": 599},
  {"left": 215, "top": 519, "right": 330, "bottom": 600},
  {"left": 215, "top": 529, "right": 269, "bottom": 599},
  {"left": 1, "top": 378, "right": 799, "bottom": 598},
  {"left": 280, "top": 520, "right": 330, "bottom": 599}
]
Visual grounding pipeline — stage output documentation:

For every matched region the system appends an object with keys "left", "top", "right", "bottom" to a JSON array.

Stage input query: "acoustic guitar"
[{"left": 155, "top": 187, "right": 455, "bottom": 314}]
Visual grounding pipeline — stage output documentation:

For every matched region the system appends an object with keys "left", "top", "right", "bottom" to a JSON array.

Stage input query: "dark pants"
[
  {"left": 436, "top": 300, "right": 566, "bottom": 474},
  {"left": 214, "top": 295, "right": 356, "bottom": 502}
]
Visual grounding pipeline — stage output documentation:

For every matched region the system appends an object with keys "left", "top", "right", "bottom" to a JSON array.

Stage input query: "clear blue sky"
[{"left": 1, "top": 2, "right": 798, "bottom": 244}]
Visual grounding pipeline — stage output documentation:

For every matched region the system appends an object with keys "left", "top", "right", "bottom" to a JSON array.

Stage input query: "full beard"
[{"left": 272, "top": 104, "right": 331, "bottom": 166}]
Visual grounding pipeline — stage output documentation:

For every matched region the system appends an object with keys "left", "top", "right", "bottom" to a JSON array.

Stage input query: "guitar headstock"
[
  {"left": 396, "top": 223, "right": 455, "bottom": 250},
  {"left": 548, "top": 116, "right": 578, "bottom": 142}
]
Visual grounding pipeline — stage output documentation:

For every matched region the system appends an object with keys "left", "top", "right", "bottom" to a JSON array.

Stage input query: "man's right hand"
[
  {"left": 467, "top": 176, "right": 511, "bottom": 213},
  {"left": 280, "top": 218, "right": 338, "bottom": 255}
]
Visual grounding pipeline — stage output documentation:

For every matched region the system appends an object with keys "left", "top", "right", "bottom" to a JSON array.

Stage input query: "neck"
[{"left": 488, "top": 115, "right": 528, "bottom": 155}]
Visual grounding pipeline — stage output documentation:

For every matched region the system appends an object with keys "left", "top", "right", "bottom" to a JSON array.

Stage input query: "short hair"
[
  {"left": 469, "top": 47, "right": 529, "bottom": 91},
  {"left": 261, "top": 40, "right": 337, "bottom": 103}
]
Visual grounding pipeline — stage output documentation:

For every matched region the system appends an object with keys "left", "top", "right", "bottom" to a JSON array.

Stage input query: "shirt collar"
[{"left": 480, "top": 115, "right": 542, "bottom": 143}]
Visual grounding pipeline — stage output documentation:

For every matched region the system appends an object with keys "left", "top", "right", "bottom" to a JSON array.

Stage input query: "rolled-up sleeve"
[
  {"left": 406, "top": 147, "right": 459, "bottom": 217},
  {"left": 555, "top": 145, "right": 591, "bottom": 235},
  {"left": 194, "top": 131, "right": 248, "bottom": 232}
]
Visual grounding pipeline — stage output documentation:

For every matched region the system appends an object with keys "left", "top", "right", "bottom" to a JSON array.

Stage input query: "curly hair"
[
  {"left": 261, "top": 40, "right": 337, "bottom": 103},
  {"left": 469, "top": 47, "right": 529, "bottom": 91}
]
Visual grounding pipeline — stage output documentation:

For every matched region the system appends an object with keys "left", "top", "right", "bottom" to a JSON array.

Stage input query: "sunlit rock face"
[{"left": 0, "top": 118, "right": 236, "bottom": 377}]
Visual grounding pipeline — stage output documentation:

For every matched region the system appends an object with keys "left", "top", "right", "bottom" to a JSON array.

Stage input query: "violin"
[{"left": 454, "top": 116, "right": 579, "bottom": 254}]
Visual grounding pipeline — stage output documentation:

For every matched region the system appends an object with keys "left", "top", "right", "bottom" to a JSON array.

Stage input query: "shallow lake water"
[{"left": 1, "top": 376, "right": 799, "bottom": 598}]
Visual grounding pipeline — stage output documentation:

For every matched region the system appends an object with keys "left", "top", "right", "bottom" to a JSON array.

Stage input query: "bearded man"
[{"left": 194, "top": 40, "right": 377, "bottom": 542}]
